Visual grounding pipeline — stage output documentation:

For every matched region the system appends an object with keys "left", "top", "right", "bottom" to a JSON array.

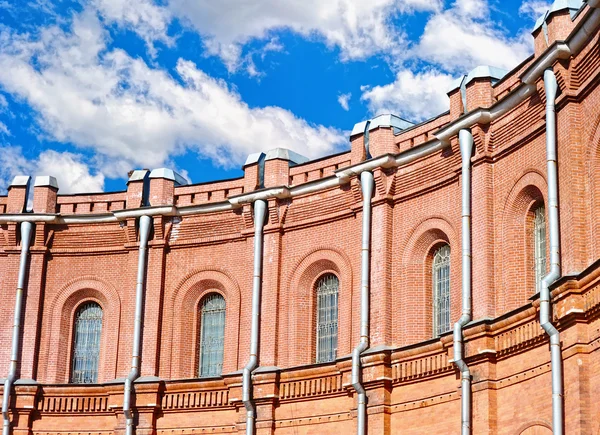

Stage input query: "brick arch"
[
  {"left": 398, "top": 217, "right": 459, "bottom": 345},
  {"left": 167, "top": 269, "right": 241, "bottom": 378},
  {"left": 588, "top": 118, "right": 600, "bottom": 260},
  {"left": 285, "top": 248, "right": 353, "bottom": 367},
  {"left": 42, "top": 276, "right": 121, "bottom": 383},
  {"left": 516, "top": 421, "right": 552, "bottom": 434},
  {"left": 499, "top": 171, "right": 548, "bottom": 313}
]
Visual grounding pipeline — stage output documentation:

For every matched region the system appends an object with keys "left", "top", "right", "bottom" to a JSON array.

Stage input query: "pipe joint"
[
  {"left": 541, "top": 66, "right": 564, "bottom": 435},
  {"left": 123, "top": 215, "right": 153, "bottom": 435},
  {"left": 351, "top": 171, "right": 374, "bottom": 434},
  {"left": 3, "top": 222, "right": 33, "bottom": 435},
  {"left": 243, "top": 200, "right": 268, "bottom": 435}
]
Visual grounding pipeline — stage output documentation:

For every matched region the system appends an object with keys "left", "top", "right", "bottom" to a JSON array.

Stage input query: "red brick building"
[{"left": 2, "top": 2, "right": 600, "bottom": 434}]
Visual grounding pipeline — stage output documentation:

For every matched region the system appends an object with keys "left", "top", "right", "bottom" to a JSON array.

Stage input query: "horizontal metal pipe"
[
  {"left": 2, "top": 222, "right": 33, "bottom": 435},
  {"left": 113, "top": 206, "right": 177, "bottom": 220},
  {"left": 520, "top": 44, "right": 571, "bottom": 85},
  {"left": 435, "top": 84, "right": 537, "bottom": 143},
  {"left": 568, "top": 7, "right": 600, "bottom": 54},
  {"left": 335, "top": 155, "right": 396, "bottom": 182},
  {"left": 123, "top": 215, "right": 152, "bottom": 435}
]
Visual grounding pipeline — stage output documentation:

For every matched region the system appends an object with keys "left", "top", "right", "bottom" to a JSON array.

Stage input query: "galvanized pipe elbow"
[
  {"left": 123, "top": 215, "right": 152, "bottom": 435},
  {"left": 2, "top": 222, "right": 33, "bottom": 435},
  {"left": 452, "top": 129, "right": 473, "bottom": 435},
  {"left": 351, "top": 171, "right": 374, "bottom": 435},
  {"left": 242, "top": 200, "right": 267, "bottom": 435},
  {"left": 540, "top": 68, "right": 564, "bottom": 435}
]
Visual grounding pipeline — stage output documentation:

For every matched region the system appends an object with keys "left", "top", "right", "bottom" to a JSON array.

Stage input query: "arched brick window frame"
[
  {"left": 41, "top": 277, "right": 121, "bottom": 383},
  {"left": 167, "top": 269, "right": 241, "bottom": 379},
  {"left": 516, "top": 421, "right": 552, "bottom": 434},
  {"left": 285, "top": 248, "right": 353, "bottom": 367},
  {"left": 587, "top": 116, "right": 600, "bottom": 260},
  {"left": 500, "top": 171, "right": 547, "bottom": 313},
  {"left": 398, "top": 217, "right": 459, "bottom": 345}
]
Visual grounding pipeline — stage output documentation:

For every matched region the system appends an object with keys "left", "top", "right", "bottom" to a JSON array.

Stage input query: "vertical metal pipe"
[
  {"left": 123, "top": 215, "right": 152, "bottom": 435},
  {"left": 541, "top": 68, "right": 563, "bottom": 435},
  {"left": 351, "top": 171, "right": 374, "bottom": 435},
  {"left": 242, "top": 200, "right": 267, "bottom": 435},
  {"left": 453, "top": 129, "right": 473, "bottom": 435},
  {"left": 2, "top": 222, "right": 33, "bottom": 435}
]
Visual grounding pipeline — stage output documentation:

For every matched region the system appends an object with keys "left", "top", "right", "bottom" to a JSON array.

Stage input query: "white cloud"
[
  {"left": 166, "top": 0, "right": 443, "bottom": 71},
  {"left": 361, "top": 69, "right": 454, "bottom": 122},
  {"left": 36, "top": 150, "right": 105, "bottom": 193},
  {"left": 415, "top": 0, "right": 532, "bottom": 72},
  {"left": 338, "top": 93, "right": 351, "bottom": 111},
  {"left": 0, "top": 9, "right": 346, "bottom": 183},
  {"left": 454, "top": 0, "right": 490, "bottom": 18},
  {"left": 0, "top": 146, "right": 102, "bottom": 194},
  {"left": 0, "top": 146, "right": 32, "bottom": 192},
  {"left": 519, "top": 0, "right": 552, "bottom": 20},
  {"left": 0, "top": 121, "right": 9, "bottom": 135},
  {"left": 91, "top": 0, "right": 173, "bottom": 56},
  {"left": 358, "top": 0, "right": 535, "bottom": 123}
]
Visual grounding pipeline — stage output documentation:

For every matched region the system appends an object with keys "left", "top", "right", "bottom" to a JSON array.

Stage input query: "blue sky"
[{"left": 0, "top": 0, "right": 556, "bottom": 194}]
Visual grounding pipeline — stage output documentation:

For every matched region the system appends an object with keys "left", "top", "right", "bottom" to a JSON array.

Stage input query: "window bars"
[
  {"left": 534, "top": 204, "right": 547, "bottom": 292},
  {"left": 316, "top": 274, "right": 339, "bottom": 363},
  {"left": 71, "top": 302, "right": 103, "bottom": 384},
  {"left": 199, "top": 294, "right": 226, "bottom": 377},
  {"left": 433, "top": 245, "right": 451, "bottom": 336}
]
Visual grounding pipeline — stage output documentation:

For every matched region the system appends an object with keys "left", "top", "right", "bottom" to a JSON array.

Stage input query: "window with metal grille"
[
  {"left": 315, "top": 273, "right": 339, "bottom": 363},
  {"left": 199, "top": 293, "right": 226, "bottom": 377},
  {"left": 433, "top": 244, "right": 451, "bottom": 336},
  {"left": 71, "top": 302, "right": 103, "bottom": 384},
  {"left": 533, "top": 204, "right": 547, "bottom": 292}
]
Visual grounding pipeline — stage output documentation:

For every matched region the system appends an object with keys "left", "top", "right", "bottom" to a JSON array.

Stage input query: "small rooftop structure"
[
  {"left": 34, "top": 176, "right": 59, "bottom": 189},
  {"left": 351, "top": 114, "right": 415, "bottom": 137},
  {"left": 9, "top": 175, "right": 31, "bottom": 188},
  {"left": 264, "top": 148, "right": 309, "bottom": 166},
  {"left": 448, "top": 65, "right": 508, "bottom": 94},
  {"left": 533, "top": 0, "right": 584, "bottom": 31},
  {"left": 149, "top": 168, "right": 187, "bottom": 186}
]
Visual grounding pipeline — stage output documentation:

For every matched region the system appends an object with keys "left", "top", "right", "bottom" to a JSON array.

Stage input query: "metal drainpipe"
[
  {"left": 351, "top": 171, "right": 374, "bottom": 435},
  {"left": 242, "top": 199, "right": 267, "bottom": 435},
  {"left": 2, "top": 222, "right": 33, "bottom": 435},
  {"left": 453, "top": 129, "right": 473, "bottom": 435},
  {"left": 541, "top": 68, "right": 564, "bottom": 435},
  {"left": 123, "top": 215, "right": 152, "bottom": 435}
]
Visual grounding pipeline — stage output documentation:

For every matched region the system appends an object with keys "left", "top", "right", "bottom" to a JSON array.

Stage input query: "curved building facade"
[{"left": 2, "top": 2, "right": 600, "bottom": 434}]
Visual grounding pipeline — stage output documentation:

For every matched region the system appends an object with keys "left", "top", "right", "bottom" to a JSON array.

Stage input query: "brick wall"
[{"left": 1, "top": 4, "right": 600, "bottom": 434}]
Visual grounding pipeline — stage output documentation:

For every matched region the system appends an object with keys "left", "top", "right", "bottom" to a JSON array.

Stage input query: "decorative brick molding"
[
  {"left": 41, "top": 276, "right": 121, "bottom": 383},
  {"left": 167, "top": 269, "right": 242, "bottom": 378},
  {"left": 285, "top": 247, "right": 353, "bottom": 367}
]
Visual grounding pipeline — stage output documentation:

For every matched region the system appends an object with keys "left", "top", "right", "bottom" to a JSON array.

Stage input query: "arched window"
[
  {"left": 433, "top": 245, "right": 451, "bottom": 336},
  {"left": 199, "top": 293, "right": 226, "bottom": 377},
  {"left": 533, "top": 204, "right": 547, "bottom": 292},
  {"left": 71, "top": 302, "right": 103, "bottom": 384},
  {"left": 315, "top": 273, "right": 339, "bottom": 363}
]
